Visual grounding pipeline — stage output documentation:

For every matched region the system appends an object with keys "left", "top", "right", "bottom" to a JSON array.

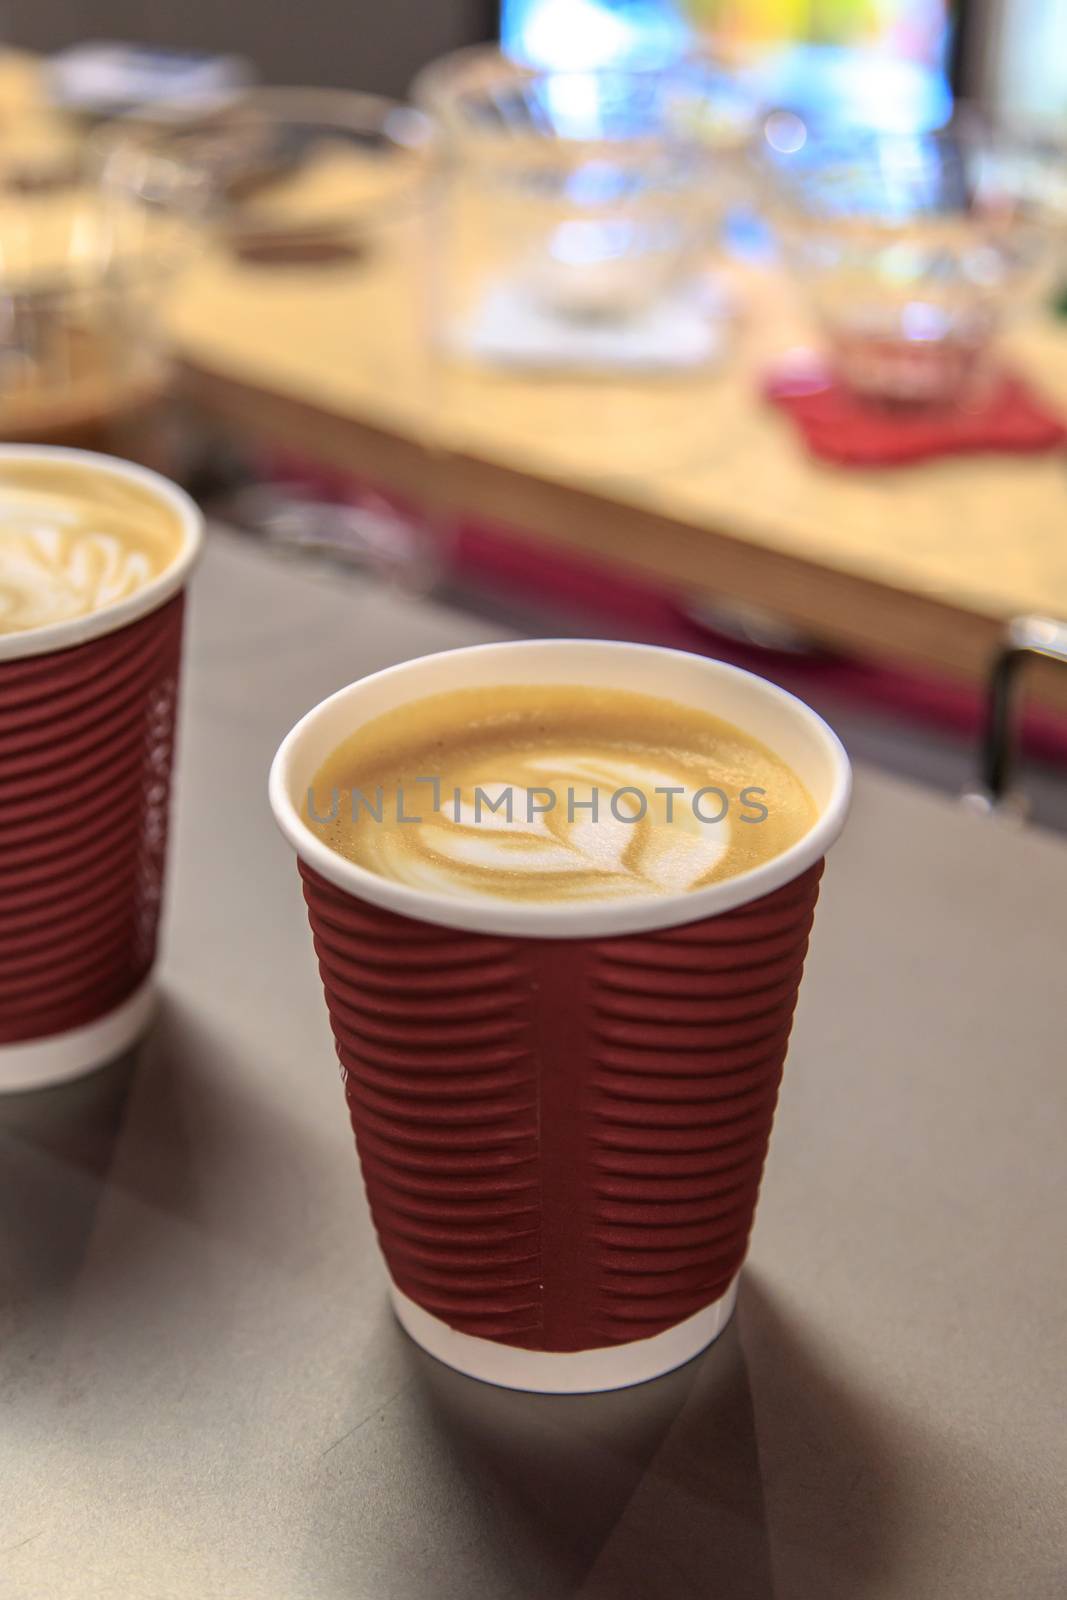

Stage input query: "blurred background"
[
  {"left": 9, "top": 0, "right": 1067, "bottom": 124},
  {"left": 3, "top": 0, "right": 1067, "bottom": 825}
]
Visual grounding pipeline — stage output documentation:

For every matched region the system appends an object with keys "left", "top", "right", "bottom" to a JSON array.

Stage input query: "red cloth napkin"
[{"left": 764, "top": 355, "right": 1067, "bottom": 466}]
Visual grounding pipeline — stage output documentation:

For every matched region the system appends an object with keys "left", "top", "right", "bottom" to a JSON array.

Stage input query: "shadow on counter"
[
  {"left": 0, "top": 1043, "right": 140, "bottom": 1312},
  {"left": 305, "top": 1266, "right": 913, "bottom": 1600},
  {"left": 403, "top": 1311, "right": 774, "bottom": 1600}
]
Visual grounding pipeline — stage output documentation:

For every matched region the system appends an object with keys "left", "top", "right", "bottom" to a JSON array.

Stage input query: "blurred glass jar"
[
  {"left": 99, "top": 88, "right": 432, "bottom": 269},
  {"left": 762, "top": 116, "right": 1048, "bottom": 411},
  {"left": 98, "top": 89, "right": 448, "bottom": 591},
  {"left": 987, "top": 120, "right": 1067, "bottom": 301},
  {"left": 413, "top": 49, "right": 759, "bottom": 484},
  {"left": 0, "top": 108, "right": 191, "bottom": 457}
]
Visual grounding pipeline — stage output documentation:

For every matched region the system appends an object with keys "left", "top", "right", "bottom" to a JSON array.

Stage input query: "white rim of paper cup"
[
  {"left": 390, "top": 1277, "right": 739, "bottom": 1394},
  {"left": 269, "top": 640, "right": 851, "bottom": 940},
  {"left": 0, "top": 446, "right": 204, "bottom": 663}
]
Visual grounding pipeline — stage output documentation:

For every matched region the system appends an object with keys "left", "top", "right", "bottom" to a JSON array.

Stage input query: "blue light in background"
[
  {"left": 746, "top": 44, "right": 952, "bottom": 132},
  {"left": 500, "top": 0, "right": 952, "bottom": 132}
]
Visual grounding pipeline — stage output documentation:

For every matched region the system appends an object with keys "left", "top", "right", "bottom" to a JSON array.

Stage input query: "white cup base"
[
  {"left": 390, "top": 1278, "right": 739, "bottom": 1394},
  {"left": 0, "top": 978, "right": 156, "bottom": 1093}
]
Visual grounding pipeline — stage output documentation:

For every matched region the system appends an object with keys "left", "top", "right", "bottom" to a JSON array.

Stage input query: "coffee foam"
[
  {"left": 352, "top": 752, "right": 731, "bottom": 900},
  {"left": 307, "top": 686, "right": 817, "bottom": 906},
  {"left": 0, "top": 457, "right": 183, "bottom": 635}
]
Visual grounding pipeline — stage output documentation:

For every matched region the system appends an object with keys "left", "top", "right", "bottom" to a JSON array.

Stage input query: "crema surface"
[
  {"left": 0, "top": 458, "right": 183, "bottom": 635},
  {"left": 306, "top": 685, "right": 817, "bottom": 904}
]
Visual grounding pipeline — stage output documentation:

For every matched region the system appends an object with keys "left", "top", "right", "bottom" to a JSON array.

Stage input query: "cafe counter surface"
[
  {"left": 170, "top": 238, "right": 1067, "bottom": 712},
  {"left": 2, "top": 532, "right": 1065, "bottom": 1598}
]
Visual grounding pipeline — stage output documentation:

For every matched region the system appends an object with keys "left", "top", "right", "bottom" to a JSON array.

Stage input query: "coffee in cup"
[
  {"left": 0, "top": 446, "right": 201, "bottom": 1092},
  {"left": 271, "top": 641, "right": 851, "bottom": 1393},
  {"left": 0, "top": 452, "right": 185, "bottom": 636},
  {"left": 305, "top": 684, "right": 817, "bottom": 903}
]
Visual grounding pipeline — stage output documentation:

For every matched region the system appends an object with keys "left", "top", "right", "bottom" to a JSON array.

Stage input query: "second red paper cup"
[
  {"left": 0, "top": 446, "right": 202, "bottom": 1091},
  {"left": 271, "top": 641, "right": 850, "bottom": 1392}
]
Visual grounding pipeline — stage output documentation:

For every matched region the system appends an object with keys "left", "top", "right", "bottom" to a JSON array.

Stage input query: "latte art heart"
[
  {"left": 351, "top": 755, "right": 731, "bottom": 900},
  {"left": 0, "top": 458, "right": 184, "bottom": 635},
  {"left": 307, "top": 685, "right": 817, "bottom": 906}
]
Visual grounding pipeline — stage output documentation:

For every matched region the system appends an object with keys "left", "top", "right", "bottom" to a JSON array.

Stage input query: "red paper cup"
[
  {"left": 0, "top": 446, "right": 202, "bottom": 1091},
  {"left": 270, "top": 641, "right": 850, "bottom": 1391}
]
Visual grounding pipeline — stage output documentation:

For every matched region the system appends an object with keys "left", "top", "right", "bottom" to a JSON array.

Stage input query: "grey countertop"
[{"left": 2, "top": 532, "right": 1065, "bottom": 1600}]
